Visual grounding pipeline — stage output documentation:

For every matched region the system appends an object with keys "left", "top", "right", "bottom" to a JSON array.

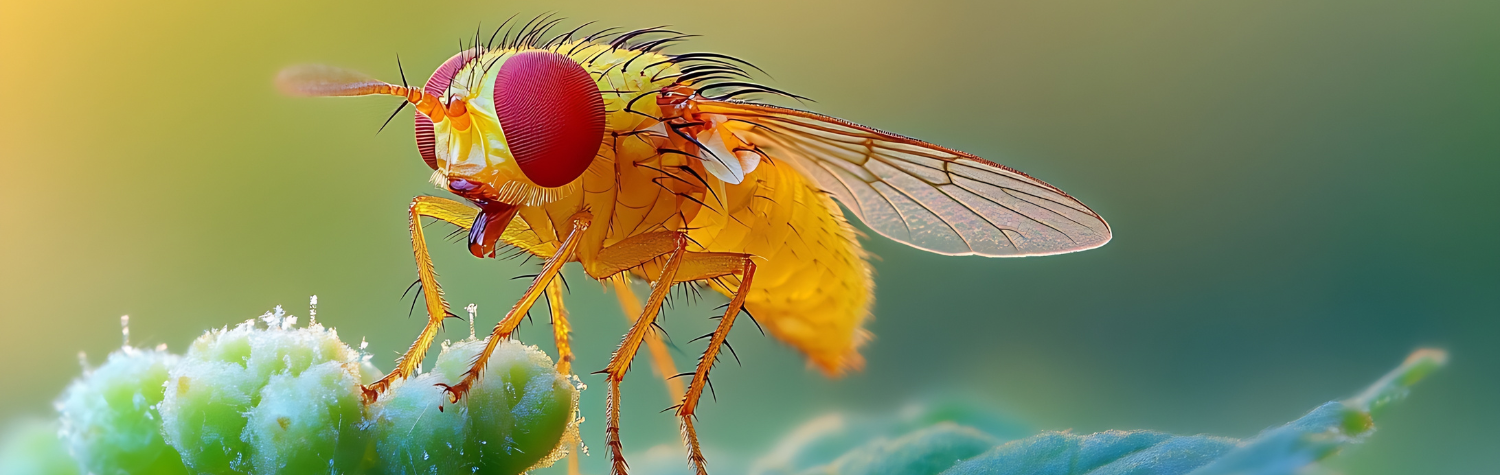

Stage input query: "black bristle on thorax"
[{"left": 455, "top": 15, "right": 807, "bottom": 105}]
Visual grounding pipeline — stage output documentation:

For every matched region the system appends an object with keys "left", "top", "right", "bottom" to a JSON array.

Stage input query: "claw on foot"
[
  {"left": 361, "top": 371, "right": 408, "bottom": 404},
  {"left": 435, "top": 382, "right": 472, "bottom": 403},
  {"left": 360, "top": 380, "right": 393, "bottom": 404}
]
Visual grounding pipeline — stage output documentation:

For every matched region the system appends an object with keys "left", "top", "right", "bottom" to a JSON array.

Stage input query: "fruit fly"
[{"left": 276, "top": 18, "right": 1110, "bottom": 475}]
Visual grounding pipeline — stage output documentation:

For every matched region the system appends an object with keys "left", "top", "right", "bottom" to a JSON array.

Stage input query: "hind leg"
[
  {"left": 597, "top": 245, "right": 757, "bottom": 475},
  {"left": 670, "top": 254, "right": 757, "bottom": 475}
]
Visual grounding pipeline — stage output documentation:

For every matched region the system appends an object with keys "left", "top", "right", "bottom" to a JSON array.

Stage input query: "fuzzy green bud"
[
  {"left": 57, "top": 346, "right": 187, "bottom": 475},
  {"left": 368, "top": 338, "right": 579, "bottom": 475},
  {"left": 157, "top": 308, "right": 371, "bottom": 475}
]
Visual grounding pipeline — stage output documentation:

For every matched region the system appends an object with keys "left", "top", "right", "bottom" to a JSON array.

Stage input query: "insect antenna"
[
  {"left": 396, "top": 54, "right": 410, "bottom": 87},
  {"left": 374, "top": 54, "right": 413, "bottom": 134},
  {"left": 377, "top": 100, "right": 409, "bottom": 134}
]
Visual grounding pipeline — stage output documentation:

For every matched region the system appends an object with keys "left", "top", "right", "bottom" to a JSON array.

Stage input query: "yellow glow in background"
[{"left": 2, "top": 0, "right": 1497, "bottom": 473}]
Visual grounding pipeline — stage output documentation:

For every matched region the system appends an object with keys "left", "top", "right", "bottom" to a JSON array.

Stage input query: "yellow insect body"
[
  {"left": 463, "top": 42, "right": 874, "bottom": 375},
  {"left": 277, "top": 23, "right": 1109, "bottom": 475},
  {"left": 685, "top": 159, "right": 873, "bottom": 374}
]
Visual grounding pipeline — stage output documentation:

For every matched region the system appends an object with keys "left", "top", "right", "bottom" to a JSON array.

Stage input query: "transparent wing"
[{"left": 696, "top": 100, "right": 1111, "bottom": 257}]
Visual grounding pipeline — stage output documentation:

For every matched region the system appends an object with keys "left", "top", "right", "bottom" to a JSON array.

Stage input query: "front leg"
[
  {"left": 439, "top": 212, "right": 593, "bottom": 402},
  {"left": 362, "top": 196, "right": 480, "bottom": 402}
]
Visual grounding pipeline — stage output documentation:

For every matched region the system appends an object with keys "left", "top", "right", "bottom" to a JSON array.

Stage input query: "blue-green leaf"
[{"left": 773, "top": 349, "right": 1444, "bottom": 475}]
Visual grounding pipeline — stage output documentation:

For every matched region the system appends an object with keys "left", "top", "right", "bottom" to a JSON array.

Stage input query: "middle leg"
[{"left": 611, "top": 276, "right": 686, "bottom": 402}]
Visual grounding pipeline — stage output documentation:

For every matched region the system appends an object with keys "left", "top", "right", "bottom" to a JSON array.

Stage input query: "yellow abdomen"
[{"left": 686, "top": 160, "right": 873, "bottom": 376}]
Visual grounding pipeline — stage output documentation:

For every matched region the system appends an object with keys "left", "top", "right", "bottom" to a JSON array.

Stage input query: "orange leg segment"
[
  {"left": 363, "top": 196, "right": 479, "bottom": 402},
  {"left": 440, "top": 212, "right": 592, "bottom": 402},
  {"left": 545, "top": 279, "right": 574, "bottom": 375},
  {"left": 611, "top": 277, "right": 686, "bottom": 402},
  {"left": 675, "top": 257, "right": 756, "bottom": 475},
  {"left": 543, "top": 278, "right": 586, "bottom": 475},
  {"left": 599, "top": 241, "right": 757, "bottom": 475},
  {"left": 602, "top": 233, "right": 688, "bottom": 475}
]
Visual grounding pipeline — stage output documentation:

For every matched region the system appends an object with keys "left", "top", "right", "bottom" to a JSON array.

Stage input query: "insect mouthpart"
[{"left": 447, "top": 177, "right": 495, "bottom": 202}]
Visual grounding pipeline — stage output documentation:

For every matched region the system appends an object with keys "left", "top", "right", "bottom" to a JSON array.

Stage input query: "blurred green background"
[{"left": 2, "top": 0, "right": 1496, "bottom": 473}]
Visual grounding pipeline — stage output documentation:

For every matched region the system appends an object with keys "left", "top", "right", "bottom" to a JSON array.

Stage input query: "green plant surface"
[
  {"left": 367, "top": 337, "right": 580, "bottom": 475},
  {"left": 758, "top": 349, "right": 1445, "bottom": 475},
  {"left": 57, "top": 346, "right": 187, "bottom": 475},
  {"left": 157, "top": 308, "right": 372, "bottom": 475},
  {"left": 0, "top": 311, "right": 1441, "bottom": 475},
  {"left": 12, "top": 307, "right": 578, "bottom": 475},
  {"left": 0, "top": 420, "right": 80, "bottom": 475},
  {"left": 749, "top": 400, "right": 1031, "bottom": 475}
]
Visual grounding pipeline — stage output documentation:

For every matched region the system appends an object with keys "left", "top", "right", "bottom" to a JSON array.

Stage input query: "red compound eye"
[
  {"left": 414, "top": 50, "right": 473, "bottom": 170},
  {"left": 493, "top": 51, "right": 605, "bottom": 188}
]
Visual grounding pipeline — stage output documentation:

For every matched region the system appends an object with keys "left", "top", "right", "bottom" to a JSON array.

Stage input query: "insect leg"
[
  {"left": 545, "top": 279, "right": 574, "bottom": 374},
  {"left": 439, "top": 212, "right": 593, "bottom": 402},
  {"left": 671, "top": 253, "right": 758, "bottom": 475},
  {"left": 362, "top": 196, "right": 480, "bottom": 402},
  {"left": 543, "top": 279, "right": 587, "bottom": 475},
  {"left": 599, "top": 232, "right": 690, "bottom": 475},
  {"left": 610, "top": 276, "right": 686, "bottom": 402}
]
